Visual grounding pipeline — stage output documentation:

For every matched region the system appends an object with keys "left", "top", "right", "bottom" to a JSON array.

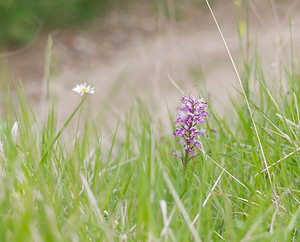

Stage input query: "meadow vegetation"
[
  {"left": 0, "top": 45, "right": 299, "bottom": 242},
  {"left": 0, "top": 1, "right": 299, "bottom": 242}
]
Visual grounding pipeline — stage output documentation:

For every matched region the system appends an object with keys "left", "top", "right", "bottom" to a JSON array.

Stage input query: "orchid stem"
[{"left": 182, "top": 151, "right": 189, "bottom": 175}]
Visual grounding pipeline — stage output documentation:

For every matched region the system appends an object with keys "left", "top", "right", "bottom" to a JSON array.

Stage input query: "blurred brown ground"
[{"left": 1, "top": 0, "right": 300, "bottom": 127}]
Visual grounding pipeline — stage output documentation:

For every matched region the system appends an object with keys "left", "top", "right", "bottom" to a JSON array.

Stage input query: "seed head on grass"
[
  {"left": 0, "top": 140, "right": 3, "bottom": 157},
  {"left": 72, "top": 82, "right": 95, "bottom": 96},
  {"left": 11, "top": 121, "right": 18, "bottom": 143},
  {"left": 172, "top": 95, "right": 208, "bottom": 173}
]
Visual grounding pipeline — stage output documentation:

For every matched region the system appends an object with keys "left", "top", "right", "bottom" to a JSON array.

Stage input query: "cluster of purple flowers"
[{"left": 172, "top": 95, "right": 208, "bottom": 160}]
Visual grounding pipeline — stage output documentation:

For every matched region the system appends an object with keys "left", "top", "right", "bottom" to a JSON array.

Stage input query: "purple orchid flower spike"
[{"left": 172, "top": 95, "right": 208, "bottom": 174}]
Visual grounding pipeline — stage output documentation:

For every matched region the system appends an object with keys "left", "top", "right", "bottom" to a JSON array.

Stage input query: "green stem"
[
  {"left": 182, "top": 150, "right": 189, "bottom": 175},
  {"left": 38, "top": 96, "right": 86, "bottom": 167},
  {"left": 74, "top": 100, "right": 84, "bottom": 147}
]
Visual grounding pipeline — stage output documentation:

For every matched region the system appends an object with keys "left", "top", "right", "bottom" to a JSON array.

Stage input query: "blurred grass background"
[
  {"left": 0, "top": 0, "right": 113, "bottom": 47},
  {"left": 0, "top": 0, "right": 212, "bottom": 49}
]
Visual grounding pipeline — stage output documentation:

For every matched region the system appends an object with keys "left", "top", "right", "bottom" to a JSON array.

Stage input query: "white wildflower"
[
  {"left": 72, "top": 82, "right": 95, "bottom": 96},
  {"left": 103, "top": 210, "right": 109, "bottom": 217}
]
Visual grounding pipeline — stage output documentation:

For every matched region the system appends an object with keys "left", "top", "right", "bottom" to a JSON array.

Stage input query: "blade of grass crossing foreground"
[{"left": 205, "top": 0, "right": 274, "bottom": 191}]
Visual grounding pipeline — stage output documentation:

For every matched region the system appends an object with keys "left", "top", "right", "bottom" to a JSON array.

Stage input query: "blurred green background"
[
  {"left": 0, "top": 0, "right": 128, "bottom": 47},
  {"left": 0, "top": 0, "right": 211, "bottom": 49}
]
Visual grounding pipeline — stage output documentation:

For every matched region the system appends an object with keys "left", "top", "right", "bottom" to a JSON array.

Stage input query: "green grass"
[
  {"left": 1, "top": 3, "right": 300, "bottom": 241},
  {"left": 0, "top": 58, "right": 299, "bottom": 241}
]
